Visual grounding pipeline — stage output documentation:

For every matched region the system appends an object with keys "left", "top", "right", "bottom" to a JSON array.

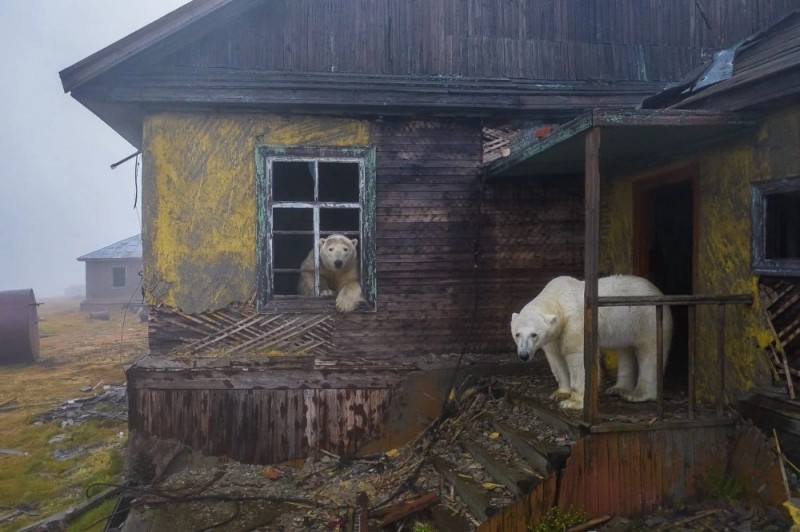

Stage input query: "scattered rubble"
[{"left": 32, "top": 383, "right": 127, "bottom": 426}]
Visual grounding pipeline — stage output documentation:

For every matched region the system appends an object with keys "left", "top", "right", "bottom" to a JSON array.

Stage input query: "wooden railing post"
[
  {"left": 656, "top": 305, "right": 664, "bottom": 420},
  {"left": 688, "top": 306, "right": 696, "bottom": 420},
  {"left": 717, "top": 303, "right": 726, "bottom": 416}
]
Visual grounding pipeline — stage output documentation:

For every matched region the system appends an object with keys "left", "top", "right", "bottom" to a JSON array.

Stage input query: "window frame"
[
  {"left": 751, "top": 176, "right": 800, "bottom": 276},
  {"left": 111, "top": 266, "right": 127, "bottom": 288},
  {"left": 255, "top": 146, "right": 376, "bottom": 313}
]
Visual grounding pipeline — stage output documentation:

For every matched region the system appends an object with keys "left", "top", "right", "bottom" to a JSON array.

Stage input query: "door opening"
[{"left": 635, "top": 172, "right": 695, "bottom": 390}]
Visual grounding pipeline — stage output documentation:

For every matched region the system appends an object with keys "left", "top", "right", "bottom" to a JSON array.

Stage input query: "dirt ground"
[{"left": 0, "top": 297, "right": 147, "bottom": 531}]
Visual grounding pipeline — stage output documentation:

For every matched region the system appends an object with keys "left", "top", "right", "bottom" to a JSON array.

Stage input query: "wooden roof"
[
  {"left": 643, "top": 11, "right": 800, "bottom": 110},
  {"left": 59, "top": 0, "right": 800, "bottom": 148}
]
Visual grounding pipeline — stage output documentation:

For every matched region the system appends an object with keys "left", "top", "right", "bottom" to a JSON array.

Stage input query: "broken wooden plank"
[
  {"left": 379, "top": 492, "right": 439, "bottom": 528},
  {"left": 430, "top": 455, "right": 496, "bottom": 522},
  {"left": 461, "top": 438, "right": 537, "bottom": 496},
  {"left": 492, "top": 420, "right": 569, "bottom": 474}
]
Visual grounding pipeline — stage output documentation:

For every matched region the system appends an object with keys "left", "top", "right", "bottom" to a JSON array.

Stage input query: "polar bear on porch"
[
  {"left": 297, "top": 234, "right": 365, "bottom": 313},
  {"left": 510, "top": 275, "right": 672, "bottom": 410}
]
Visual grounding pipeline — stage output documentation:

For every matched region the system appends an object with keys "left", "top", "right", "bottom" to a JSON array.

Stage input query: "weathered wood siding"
[
  {"left": 129, "top": 387, "right": 391, "bottom": 463},
  {"left": 329, "top": 123, "right": 585, "bottom": 356},
  {"left": 600, "top": 105, "right": 800, "bottom": 398},
  {"left": 161, "top": 0, "right": 800, "bottom": 82}
]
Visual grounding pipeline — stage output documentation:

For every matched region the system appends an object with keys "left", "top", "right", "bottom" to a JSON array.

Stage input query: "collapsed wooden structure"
[{"left": 59, "top": 1, "right": 800, "bottom": 527}]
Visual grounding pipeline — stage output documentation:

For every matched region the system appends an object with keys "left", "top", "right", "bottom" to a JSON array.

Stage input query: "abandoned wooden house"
[
  {"left": 77, "top": 234, "right": 143, "bottom": 311},
  {"left": 60, "top": 0, "right": 800, "bottom": 527}
]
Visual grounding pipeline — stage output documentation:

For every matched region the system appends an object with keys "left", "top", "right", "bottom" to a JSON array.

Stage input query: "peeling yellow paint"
[
  {"left": 600, "top": 106, "right": 800, "bottom": 399},
  {"left": 142, "top": 113, "right": 369, "bottom": 312}
]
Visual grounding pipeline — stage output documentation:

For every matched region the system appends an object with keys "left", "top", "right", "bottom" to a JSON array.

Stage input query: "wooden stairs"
[{"left": 413, "top": 380, "right": 787, "bottom": 531}]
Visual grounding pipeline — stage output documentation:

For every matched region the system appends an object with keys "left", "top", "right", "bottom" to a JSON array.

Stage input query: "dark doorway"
[{"left": 635, "top": 173, "right": 695, "bottom": 389}]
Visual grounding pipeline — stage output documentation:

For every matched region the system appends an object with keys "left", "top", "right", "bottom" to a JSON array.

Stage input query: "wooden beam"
[{"left": 583, "top": 126, "right": 601, "bottom": 424}]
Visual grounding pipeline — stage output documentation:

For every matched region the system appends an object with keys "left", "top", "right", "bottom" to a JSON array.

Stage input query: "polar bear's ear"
[
  {"left": 319, "top": 238, "right": 327, "bottom": 247},
  {"left": 545, "top": 314, "right": 557, "bottom": 326},
  {"left": 511, "top": 312, "right": 518, "bottom": 323},
  {"left": 350, "top": 238, "right": 358, "bottom": 248}
]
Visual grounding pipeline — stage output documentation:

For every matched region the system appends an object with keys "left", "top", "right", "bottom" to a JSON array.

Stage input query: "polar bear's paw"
[
  {"left": 604, "top": 385, "right": 633, "bottom": 397},
  {"left": 621, "top": 388, "right": 657, "bottom": 403},
  {"left": 558, "top": 393, "right": 584, "bottom": 410},
  {"left": 335, "top": 282, "right": 366, "bottom": 313},
  {"left": 549, "top": 389, "right": 572, "bottom": 402},
  {"left": 320, "top": 289, "right": 335, "bottom": 297}
]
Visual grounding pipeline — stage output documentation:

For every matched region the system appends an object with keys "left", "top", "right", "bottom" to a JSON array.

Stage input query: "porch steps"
[
  {"left": 492, "top": 420, "right": 570, "bottom": 474},
  {"left": 426, "top": 384, "right": 576, "bottom": 528}
]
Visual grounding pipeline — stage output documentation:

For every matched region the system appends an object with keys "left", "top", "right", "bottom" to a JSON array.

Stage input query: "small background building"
[{"left": 77, "top": 234, "right": 143, "bottom": 312}]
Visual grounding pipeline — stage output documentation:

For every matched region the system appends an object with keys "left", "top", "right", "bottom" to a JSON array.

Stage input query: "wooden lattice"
[
  {"left": 150, "top": 303, "right": 335, "bottom": 358},
  {"left": 482, "top": 126, "right": 521, "bottom": 164},
  {"left": 759, "top": 278, "right": 800, "bottom": 398}
]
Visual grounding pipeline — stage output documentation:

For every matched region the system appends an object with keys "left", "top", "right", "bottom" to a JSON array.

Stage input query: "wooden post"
[
  {"left": 688, "top": 306, "right": 696, "bottom": 419},
  {"left": 717, "top": 303, "right": 726, "bottom": 416},
  {"left": 583, "top": 126, "right": 601, "bottom": 424},
  {"left": 656, "top": 305, "right": 664, "bottom": 420}
]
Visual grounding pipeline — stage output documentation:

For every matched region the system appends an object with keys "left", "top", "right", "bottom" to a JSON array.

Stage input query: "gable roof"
[{"left": 77, "top": 234, "right": 142, "bottom": 262}]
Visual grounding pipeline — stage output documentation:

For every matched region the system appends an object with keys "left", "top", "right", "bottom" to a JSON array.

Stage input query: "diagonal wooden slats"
[{"left": 150, "top": 303, "right": 335, "bottom": 358}]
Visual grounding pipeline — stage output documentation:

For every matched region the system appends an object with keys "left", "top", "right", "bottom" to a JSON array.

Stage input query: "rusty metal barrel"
[{"left": 0, "top": 289, "right": 40, "bottom": 364}]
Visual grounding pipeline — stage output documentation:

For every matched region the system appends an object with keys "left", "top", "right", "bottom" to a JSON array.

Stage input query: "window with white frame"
[
  {"left": 751, "top": 176, "right": 800, "bottom": 275},
  {"left": 256, "top": 146, "right": 376, "bottom": 311}
]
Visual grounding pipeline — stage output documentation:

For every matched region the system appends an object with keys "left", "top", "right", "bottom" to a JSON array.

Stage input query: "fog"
[{"left": 0, "top": 0, "right": 187, "bottom": 297}]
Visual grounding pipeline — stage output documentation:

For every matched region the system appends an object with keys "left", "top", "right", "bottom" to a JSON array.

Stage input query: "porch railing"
[{"left": 584, "top": 294, "right": 753, "bottom": 424}]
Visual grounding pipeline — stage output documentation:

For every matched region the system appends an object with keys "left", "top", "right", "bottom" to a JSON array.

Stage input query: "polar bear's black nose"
[{"left": 334, "top": 260, "right": 343, "bottom": 268}]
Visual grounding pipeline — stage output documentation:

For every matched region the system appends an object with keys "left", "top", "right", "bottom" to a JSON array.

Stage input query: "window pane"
[
  {"left": 766, "top": 192, "right": 800, "bottom": 259},
  {"left": 273, "top": 161, "right": 314, "bottom": 201},
  {"left": 273, "top": 234, "right": 313, "bottom": 270},
  {"left": 274, "top": 272, "right": 300, "bottom": 295},
  {"left": 319, "top": 162, "right": 359, "bottom": 202},
  {"left": 320, "top": 208, "right": 360, "bottom": 235},
  {"left": 273, "top": 207, "right": 313, "bottom": 232}
]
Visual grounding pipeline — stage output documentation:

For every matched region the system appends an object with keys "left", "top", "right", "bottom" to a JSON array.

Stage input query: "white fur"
[
  {"left": 297, "top": 234, "right": 365, "bottom": 313},
  {"left": 510, "top": 275, "right": 672, "bottom": 409}
]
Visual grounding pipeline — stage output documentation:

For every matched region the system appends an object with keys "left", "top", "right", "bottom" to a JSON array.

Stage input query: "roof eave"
[{"left": 59, "top": 0, "right": 263, "bottom": 93}]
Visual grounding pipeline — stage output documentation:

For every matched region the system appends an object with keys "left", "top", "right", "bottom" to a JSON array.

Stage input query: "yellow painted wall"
[
  {"left": 141, "top": 113, "right": 369, "bottom": 313},
  {"left": 601, "top": 106, "right": 800, "bottom": 399}
]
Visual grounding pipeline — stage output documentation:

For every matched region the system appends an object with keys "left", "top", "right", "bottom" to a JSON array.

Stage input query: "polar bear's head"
[
  {"left": 510, "top": 311, "right": 557, "bottom": 362},
  {"left": 320, "top": 234, "right": 358, "bottom": 272}
]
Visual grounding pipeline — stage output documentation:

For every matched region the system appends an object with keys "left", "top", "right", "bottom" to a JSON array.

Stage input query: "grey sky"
[{"left": 0, "top": 0, "right": 187, "bottom": 297}]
